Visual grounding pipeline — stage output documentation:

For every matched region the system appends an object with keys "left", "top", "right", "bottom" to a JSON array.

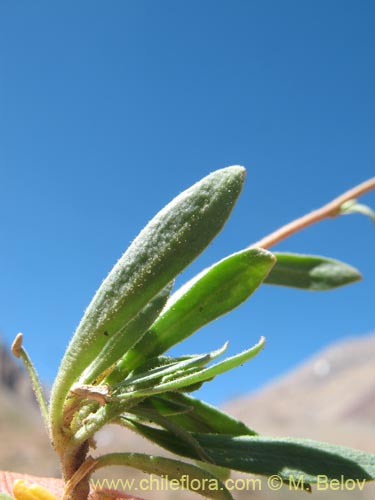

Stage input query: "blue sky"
[{"left": 0, "top": 1, "right": 374, "bottom": 405}]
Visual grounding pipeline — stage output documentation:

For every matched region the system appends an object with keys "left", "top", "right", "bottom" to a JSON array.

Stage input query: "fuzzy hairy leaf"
[
  {"left": 120, "top": 423, "right": 375, "bottom": 489},
  {"left": 115, "top": 337, "right": 265, "bottom": 400},
  {"left": 264, "top": 253, "right": 361, "bottom": 290},
  {"left": 107, "top": 248, "right": 275, "bottom": 383},
  {"left": 116, "top": 344, "right": 228, "bottom": 391},
  {"left": 79, "top": 282, "right": 174, "bottom": 385},
  {"left": 139, "top": 393, "right": 257, "bottom": 435},
  {"left": 122, "top": 409, "right": 214, "bottom": 463},
  {"left": 50, "top": 166, "right": 246, "bottom": 433}
]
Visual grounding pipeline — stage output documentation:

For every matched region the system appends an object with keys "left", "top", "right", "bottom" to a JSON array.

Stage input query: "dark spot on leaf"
[{"left": 103, "top": 331, "right": 109, "bottom": 337}]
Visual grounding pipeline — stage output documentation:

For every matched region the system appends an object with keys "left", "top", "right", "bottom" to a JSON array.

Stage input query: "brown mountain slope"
[{"left": 223, "top": 333, "right": 375, "bottom": 451}]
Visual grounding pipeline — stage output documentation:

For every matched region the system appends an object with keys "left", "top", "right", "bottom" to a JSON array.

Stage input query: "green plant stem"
[
  {"left": 64, "top": 453, "right": 233, "bottom": 500},
  {"left": 11, "top": 333, "right": 49, "bottom": 428},
  {"left": 252, "top": 177, "right": 375, "bottom": 250}
]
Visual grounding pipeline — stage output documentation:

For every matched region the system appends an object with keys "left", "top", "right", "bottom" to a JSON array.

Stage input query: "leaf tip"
[
  {"left": 11, "top": 333, "right": 23, "bottom": 358},
  {"left": 339, "top": 199, "right": 375, "bottom": 223}
]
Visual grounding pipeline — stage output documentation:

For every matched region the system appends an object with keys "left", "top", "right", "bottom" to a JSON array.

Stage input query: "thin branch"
[{"left": 251, "top": 177, "right": 375, "bottom": 250}]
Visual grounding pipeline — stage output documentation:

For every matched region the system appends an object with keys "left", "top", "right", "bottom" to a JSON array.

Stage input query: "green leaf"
[
  {"left": 50, "top": 166, "right": 246, "bottom": 435},
  {"left": 121, "top": 396, "right": 256, "bottom": 468},
  {"left": 116, "top": 344, "right": 228, "bottom": 391},
  {"left": 118, "top": 426, "right": 375, "bottom": 488},
  {"left": 121, "top": 416, "right": 206, "bottom": 460},
  {"left": 264, "top": 253, "right": 362, "bottom": 290},
  {"left": 127, "top": 394, "right": 255, "bottom": 468},
  {"left": 11, "top": 334, "right": 49, "bottom": 429},
  {"left": 340, "top": 199, "right": 375, "bottom": 223},
  {"left": 193, "top": 435, "right": 375, "bottom": 486},
  {"left": 115, "top": 337, "right": 265, "bottom": 400},
  {"left": 92, "top": 452, "right": 234, "bottom": 500},
  {"left": 121, "top": 410, "right": 214, "bottom": 464},
  {"left": 79, "top": 282, "right": 174, "bottom": 385},
  {"left": 107, "top": 248, "right": 275, "bottom": 384},
  {"left": 194, "top": 461, "right": 232, "bottom": 482},
  {"left": 141, "top": 393, "right": 257, "bottom": 435},
  {"left": 140, "top": 394, "right": 194, "bottom": 417}
]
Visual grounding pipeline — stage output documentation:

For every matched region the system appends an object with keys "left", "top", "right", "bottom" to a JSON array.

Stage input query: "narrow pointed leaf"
[
  {"left": 107, "top": 248, "right": 275, "bottom": 384},
  {"left": 264, "top": 253, "right": 362, "bottom": 290},
  {"left": 121, "top": 410, "right": 214, "bottom": 463},
  {"left": 92, "top": 453, "right": 234, "bottom": 500},
  {"left": 117, "top": 425, "right": 375, "bottom": 487},
  {"left": 143, "top": 393, "right": 257, "bottom": 435},
  {"left": 340, "top": 199, "right": 375, "bottom": 223},
  {"left": 120, "top": 416, "right": 209, "bottom": 461},
  {"left": 117, "top": 344, "right": 228, "bottom": 390},
  {"left": 191, "top": 435, "right": 375, "bottom": 485},
  {"left": 139, "top": 395, "right": 194, "bottom": 417},
  {"left": 116, "top": 337, "right": 265, "bottom": 400},
  {"left": 123, "top": 412, "right": 233, "bottom": 482},
  {"left": 79, "top": 282, "right": 174, "bottom": 385},
  {"left": 50, "top": 166, "right": 246, "bottom": 432},
  {"left": 11, "top": 334, "right": 49, "bottom": 428}
]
